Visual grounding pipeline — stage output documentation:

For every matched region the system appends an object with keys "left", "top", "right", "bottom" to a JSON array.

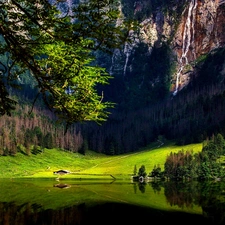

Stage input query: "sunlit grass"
[
  {"left": 0, "top": 142, "right": 205, "bottom": 216},
  {"left": 82, "top": 142, "right": 203, "bottom": 177},
  {"left": 0, "top": 142, "right": 203, "bottom": 179}
]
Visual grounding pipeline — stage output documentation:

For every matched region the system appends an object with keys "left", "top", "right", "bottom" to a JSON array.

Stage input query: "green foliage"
[
  {"left": 202, "top": 134, "right": 225, "bottom": 160},
  {"left": 164, "top": 134, "right": 225, "bottom": 180},
  {"left": 133, "top": 164, "right": 137, "bottom": 175},
  {"left": 43, "top": 132, "right": 53, "bottom": 149},
  {"left": 0, "top": 79, "right": 17, "bottom": 116},
  {"left": 138, "top": 165, "right": 147, "bottom": 177},
  {"left": 32, "top": 145, "right": 43, "bottom": 155},
  {"left": 202, "top": 141, "right": 219, "bottom": 161},
  {"left": 150, "top": 164, "right": 162, "bottom": 178},
  {"left": 79, "top": 139, "right": 88, "bottom": 155},
  {"left": 0, "top": 0, "right": 133, "bottom": 126}
]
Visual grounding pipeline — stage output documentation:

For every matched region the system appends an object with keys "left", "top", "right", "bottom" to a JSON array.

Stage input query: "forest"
[
  {"left": 135, "top": 133, "right": 225, "bottom": 180},
  {"left": 0, "top": 0, "right": 225, "bottom": 156},
  {"left": 2, "top": 47, "right": 225, "bottom": 156},
  {"left": 0, "top": 104, "right": 83, "bottom": 156}
]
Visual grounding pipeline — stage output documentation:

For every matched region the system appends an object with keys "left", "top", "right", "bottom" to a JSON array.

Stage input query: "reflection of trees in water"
[
  {"left": 149, "top": 181, "right": 162, "bottom": 194},
  {"left": 133, "top": 181, "right": 147, "bottom": 193},
  {"left": 138, "top": 182, "right": 146, "bottom": 193},
  {"left": 164, "top": 181, "right": 198, "bottom": 208},
  {"left": 198, "top": 181, "right": 225, "bottom": 225},
  {"left": 163, "top": 181, "right": 225, "bottom": 224},
  {"left": 0, "top": 202, "right": 86, "bottom": 225},
  {"left": 2, "top": 200, "right": 209, "bottom": 225},
  {"left": 1, "top": 181, "right": 225, "bottom": 224},
  {"left": 133, "top": 182, "right": 137, "bottom": 194},
  {"left": 202, "top": 197, "right": 225, "bottom": 225}
]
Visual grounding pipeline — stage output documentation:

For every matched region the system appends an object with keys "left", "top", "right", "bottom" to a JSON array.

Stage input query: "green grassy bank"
[{"left": 0, "top": 141, "right": 203, "bottom": 179}]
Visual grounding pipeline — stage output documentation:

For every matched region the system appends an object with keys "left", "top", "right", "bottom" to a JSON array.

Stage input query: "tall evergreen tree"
[{"left": 138, "top": 165, "right": 147, "bottom": 178}]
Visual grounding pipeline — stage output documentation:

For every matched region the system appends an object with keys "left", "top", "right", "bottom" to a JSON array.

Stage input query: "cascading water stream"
[
  {"left": 122, "top": 29, "right": 137, "bottom": 76},
  {"left": 173, "top": 0, "right": 197, "bottom": 95},
  {"left": 66, "top": 0, "right": 73, "bottom": 16},
  {"left": 123, "top": 42, "right": 130, "bottom": 76}
]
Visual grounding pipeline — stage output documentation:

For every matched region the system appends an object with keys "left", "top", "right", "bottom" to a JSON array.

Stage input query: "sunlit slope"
[
  {"left": 0, "top": 142, "right": 203, "bottom": 178},
  {"left": 81, "top": 142, "right": 202, "bottom": 176}
]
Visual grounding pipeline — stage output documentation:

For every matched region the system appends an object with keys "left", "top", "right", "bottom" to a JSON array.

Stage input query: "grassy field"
[
  {"left": 0, "top": 141, "right": 203, "bottom": 179},
  {"left": 0, "top": 142, "right": 205, "bottom": 216}
]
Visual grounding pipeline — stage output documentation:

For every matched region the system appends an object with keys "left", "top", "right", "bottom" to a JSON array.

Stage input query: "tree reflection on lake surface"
[{"left": 0, "top": 179, "right": 224, "bottom": 225}]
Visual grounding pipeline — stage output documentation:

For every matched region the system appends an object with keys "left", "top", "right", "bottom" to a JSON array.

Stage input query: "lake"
[{"left": 0, "top": 179, "right": 224, "bottom": 225}]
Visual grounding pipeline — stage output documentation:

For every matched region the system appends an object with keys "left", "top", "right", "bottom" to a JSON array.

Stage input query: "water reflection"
[
  {"left": 53, "top": 183, "right": 71, "bottom": 189},
  {"left": 0, "top": 179, "right": 224, "bottom": 225}
]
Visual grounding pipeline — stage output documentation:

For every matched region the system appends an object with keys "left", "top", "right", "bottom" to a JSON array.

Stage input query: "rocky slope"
[
  {"left": 34, "top": 0, "right": 225, "bottom": 154},
  {"left": 109, "top": 0, "right": 225, "bottom": 98},
  {"left": 83, "top": 0, "right": 225, "bottom": 153}
]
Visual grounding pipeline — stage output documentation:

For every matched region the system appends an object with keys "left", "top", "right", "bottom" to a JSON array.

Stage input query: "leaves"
[{"left": 0, "top": 0, "right": 132, "bottom": 126}]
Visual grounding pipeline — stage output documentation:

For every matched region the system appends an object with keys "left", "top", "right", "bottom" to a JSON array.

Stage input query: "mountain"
[
  {"left": 1, "top": 0, "right": 225, "bottom": 156},
  {"left": 107, "top": 0, "right": 225, "bottom": 102},
  {"left": 80, "top": 0, "right": 225, "bottom": 154}
]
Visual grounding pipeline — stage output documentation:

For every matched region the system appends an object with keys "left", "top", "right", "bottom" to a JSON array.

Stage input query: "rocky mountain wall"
[
  {"left": 51, "top": 0, "right": 225, "bottom": 107},
  {"left": 172, "top": 0, "right": 225, "bottom": 93},
  {"left": 114, "top": 0, "right": 225, "bottom": 96},
  {"left": 50, "top": 0, "right": 225, "bottom": 153}
]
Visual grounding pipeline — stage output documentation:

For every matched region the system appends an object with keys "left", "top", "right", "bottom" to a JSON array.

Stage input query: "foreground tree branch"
[{"left": 0, "top": 0, "right": 136, "bottom": 126}]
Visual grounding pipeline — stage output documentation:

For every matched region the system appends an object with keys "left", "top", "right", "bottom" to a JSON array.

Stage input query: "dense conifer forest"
[
  {"left": 0, "top": 104, "right": 83, "bottom": 155},
  {"left": 82, "top": 47, "right": 225, "bottom": 154},
  {"left": 133, "top": 133, "right": 225, "bottom": 180},
  {"left": 2, "top": 46, "right": 225, "bottom": 157}
]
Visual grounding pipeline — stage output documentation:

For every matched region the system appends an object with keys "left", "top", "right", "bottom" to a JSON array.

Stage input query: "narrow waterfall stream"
[
  {"left": 67, "top": 0, "right": 73, "bottom": 16},
  {"left": 173, "top": 0, "right": 197, "bottom": 95},
  {"left": 123, "top": 42, "right": 130, "bottom": 76},
  {"left": 122, "top": 29, "right": 136, "bottom": 76}
]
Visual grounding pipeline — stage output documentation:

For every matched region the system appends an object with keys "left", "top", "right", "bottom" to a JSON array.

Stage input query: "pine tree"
[
  {"left": 138, "top": 165, "right": 147, "bottom": 178},
  {"left": 78, "top": 139, "right": 88, "bottom": 155},
  {"left": 133, "top": 165, "right": 137, "bottom": 176}
]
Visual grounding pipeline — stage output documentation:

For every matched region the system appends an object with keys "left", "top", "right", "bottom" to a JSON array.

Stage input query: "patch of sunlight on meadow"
[
  {"left": 0, "top": 142, "right": 203, "bottom": 178},
  {"left": 83, "top": 142, "right": 203, "bottom": 176}
]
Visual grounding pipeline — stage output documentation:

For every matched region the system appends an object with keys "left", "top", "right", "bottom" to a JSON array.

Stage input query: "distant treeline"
[
  {"left": 80, "top": 82, "right": 225, "bottom": 155},
  {"left": 0, "top": 104, "right": 84, "bottom": 156}
]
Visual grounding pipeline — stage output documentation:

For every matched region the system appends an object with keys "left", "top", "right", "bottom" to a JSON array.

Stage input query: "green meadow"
[
  {"left": 0, "top": 141, "right": 210, "bottom": 219},
  {"left": 0, "top": 141, "right": 203, "bottom": 179}
]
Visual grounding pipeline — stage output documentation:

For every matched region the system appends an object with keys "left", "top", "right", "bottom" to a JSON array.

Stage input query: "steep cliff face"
[
  {"left": 53, "top": 0, "right": 225, "bottom": 101},
  {"left": 114, "top": 0, "right": 225, "bottom": 97},
  {"left": 172, "top": 0, "right": 225, "bottom": 94},
  {"left": 58, "top": 0, "right": 225, "bottom": 153}
]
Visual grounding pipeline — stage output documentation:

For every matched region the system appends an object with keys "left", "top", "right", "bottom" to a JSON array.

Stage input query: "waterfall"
[
  {"left": 122, "top": 28, "right": 138, "bottom": 76},
  {"left": 109, "top": 2, "right": 125, "bottom": 76},
  {"left": 219, "top": 0, "right": 225, "bottom": 5},
  {"left": 123, "top": 42, "right": 130, "bottom": 76},
  {"left": 66, "top": 0, "right": 73, "bottom": 16},
  {"left": 173, "top": 0, "right": 197, "bottom": 95}
]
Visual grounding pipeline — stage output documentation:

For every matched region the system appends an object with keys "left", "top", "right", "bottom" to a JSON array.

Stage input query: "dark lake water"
[{"left": 0, "top": 179, "right": 225, "bottom": 225}]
